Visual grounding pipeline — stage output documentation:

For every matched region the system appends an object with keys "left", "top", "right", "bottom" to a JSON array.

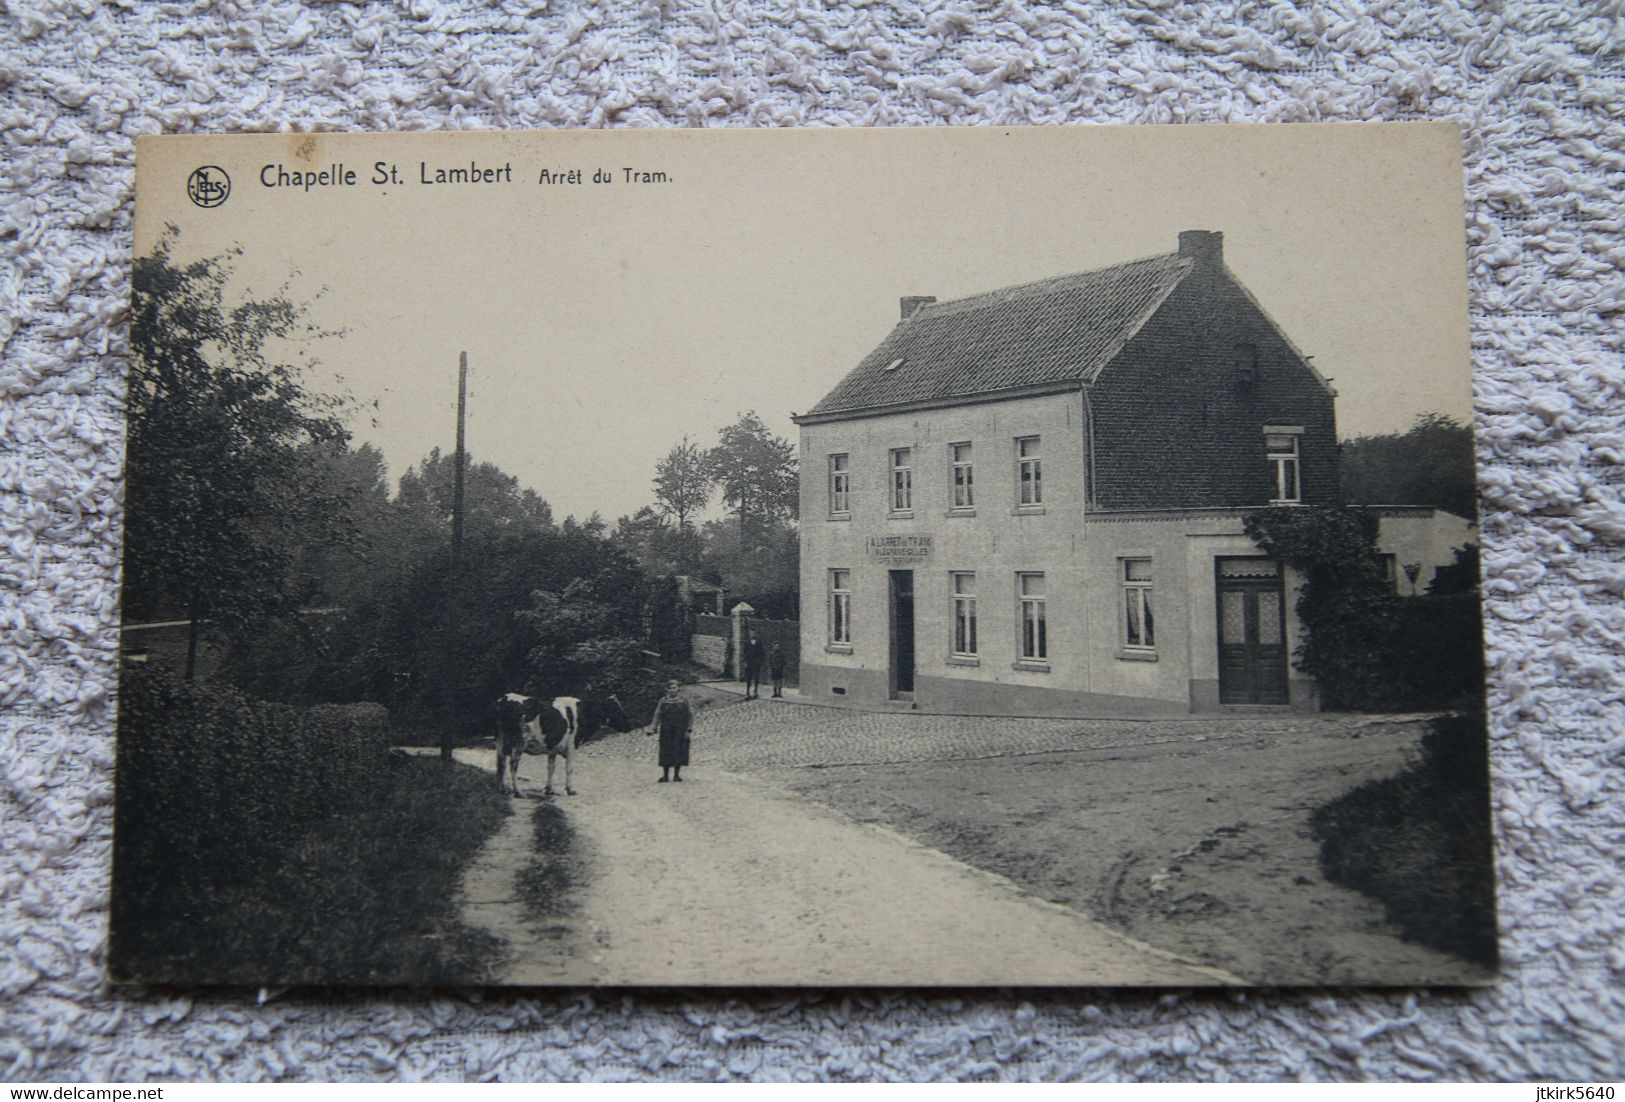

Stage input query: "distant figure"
[
  {"left": 649, "top": 679, "right": 692, "bottom": 783},
  {"left": 742, "top": 633, "right": 765, "bottom": 700},
  {"left": 769, "top": 643, "right": 786, "bottom": 699}
]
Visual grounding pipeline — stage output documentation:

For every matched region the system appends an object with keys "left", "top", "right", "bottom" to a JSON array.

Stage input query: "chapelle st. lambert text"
[{"left": 258, "top": 161, "right": 672, "bottom": 191}]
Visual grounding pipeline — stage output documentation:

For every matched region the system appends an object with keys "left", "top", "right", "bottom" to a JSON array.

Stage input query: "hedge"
[{"left": 111, "top": 665, "right": 391, "bottom": 969}]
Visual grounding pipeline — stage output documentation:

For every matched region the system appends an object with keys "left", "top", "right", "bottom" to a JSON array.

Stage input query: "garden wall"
[{"left": 688, "top": 615, "right": 799, "bottom": 685}]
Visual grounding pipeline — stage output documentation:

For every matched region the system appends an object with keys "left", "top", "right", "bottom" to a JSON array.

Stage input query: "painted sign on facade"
[{"left": 867, "top": 535, "right": 933, "bottom": 561}]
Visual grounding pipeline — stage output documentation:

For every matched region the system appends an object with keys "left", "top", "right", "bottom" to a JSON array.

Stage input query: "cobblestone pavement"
[{"left": 589, "top": 689, "right": 1435, "bottom": 771}]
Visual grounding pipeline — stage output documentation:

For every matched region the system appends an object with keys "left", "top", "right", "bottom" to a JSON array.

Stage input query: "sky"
[{"left": 136, "top": 125, "right": 1473, "bottom": 525}]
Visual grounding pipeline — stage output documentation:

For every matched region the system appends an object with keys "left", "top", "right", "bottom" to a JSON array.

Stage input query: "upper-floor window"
[
  {"left": 828, "top": 453, "right": 850, "bottom": 515},
  {"left": 951, "top": 572, "right": 977, "bottom": 657},
  {"left": 890, "top": 447, "right": 913, "bottom": 512},
  {"left": 1122, "top": 558, "right": 1155, "bottom": 651},
  {"left": 829, "top": 569, "right": 852, "bottom": 646},
  {"left": 950, "top": 442, "right": 974, "bottom": 509},
  {"left": 1018, "top": 572, "right": 1047, "bottom": 661},
  {"left": 1016, "top": 436, "right": 1043, "bottom": 506},
  {"left": 1265, "top": 431, "right": 1301, "bottom": 503}
]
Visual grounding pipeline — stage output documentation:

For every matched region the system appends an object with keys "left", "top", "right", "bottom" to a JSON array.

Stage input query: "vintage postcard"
[{"left": 113, "top": 125, "right": 1495, "bottom": 987}]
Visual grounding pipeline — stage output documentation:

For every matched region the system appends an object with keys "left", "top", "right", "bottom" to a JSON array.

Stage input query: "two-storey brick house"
[{"left": 793, "top": 231, "right": 1472, "bottom": 716}]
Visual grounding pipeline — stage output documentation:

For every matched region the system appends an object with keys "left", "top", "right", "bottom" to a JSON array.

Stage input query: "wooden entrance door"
[
  {"left": 1216, "top": 558, "right": 1288, "bottom": 705},
  {"left": 889, "top": 569, "right": 915, "bottom": 697}
]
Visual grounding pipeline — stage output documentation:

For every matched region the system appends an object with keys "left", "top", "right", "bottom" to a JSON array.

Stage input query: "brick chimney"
[
  {"left": 1177, "top": 230, "right": 1223, "bottom": 266},
  {"left": 900, "top": 295, "right": 937, "bottom": 320}
]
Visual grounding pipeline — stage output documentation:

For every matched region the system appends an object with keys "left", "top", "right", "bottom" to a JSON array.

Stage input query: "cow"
[
  {"left": 536, "top": 694, "right": 634, "bottom": 797},
  {"left": 494, "top": 692, "right": 542, "bottom": 798},
  {"left": 494, "top": 691, "right": 633, "bottom": 798}
]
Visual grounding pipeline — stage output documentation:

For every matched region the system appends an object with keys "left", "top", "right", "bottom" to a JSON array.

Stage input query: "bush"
[
  {"left": 647, "top": 574, "right": 692, "bottom": 662},
  {"left": 1245, "top": 506, "right": 1483, "bottom": 711},
  {"left": 110, "top": 664, "right": 508, "bottom": 984},
  {"left": 566, "top": 636, "right": 668, "bottom": 725},
  {"left": 113, "top": 668, "right": 389, "bottom": 901},
  {"left": 729, "top": 590, "right": 798, "bottom": 620},
  {"left": 1310, "top": 712, "right": 1498, "bottom": 968}
]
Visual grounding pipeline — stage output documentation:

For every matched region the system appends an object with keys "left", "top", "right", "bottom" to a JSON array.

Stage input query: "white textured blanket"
[{"left": 1, "top": 0, "right": 1621, "bottom": 1082}]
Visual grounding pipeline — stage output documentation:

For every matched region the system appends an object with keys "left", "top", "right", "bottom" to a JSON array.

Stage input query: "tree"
[
  {"left": 217, "top": 441, "right": 394, "bottom": 701},
  {"left": 125, "top": 229, "right": 352, "bottom": 677},
  {"left": 394, "top": 448, "right": 554, "bottom": 542},
  {"left": 1244, "top": 506, "right": 1399, "bottom": 710},
  {"left": 697, "top": 516, "right": 799, "bottom": 615},
  {"left": 613, "top": 505, "right": 681, "bottom": 576},
  {"left": 1341, "top": 412, "right": 1477, "bottom": 519},
  {"left": 653, "top": 436, "right": 714, "bottom": 531},
  {"left": 705, "top": 412, "right": 798, "bottom": 545},
  {"left": 646, "top": 574, "right": 691, "bottom": 662},
  {"left": 1245, "top": 505, "right": 1483, "bottom": 711},
  {"left": 652, "top": 435, "right": 713, "bottom": 574},
  {"left": 294, "top": 441, "right": 393, "bottom": 604},
  {"left": 1428, "top": 544, "right": 1480, "bottom": 597}
]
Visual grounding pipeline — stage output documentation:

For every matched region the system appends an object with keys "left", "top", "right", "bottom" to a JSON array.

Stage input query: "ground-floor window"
[
  {"left": 1122, "top": 558, "right": 1154, "bottom": 650},
  {"left": 951, "top": 572, "right": 977, "bottom": 656},
  {"left": 1018, "top": 572, "right": 1047, "bottom": 660},
  {"left": 829, "top": 569, "right": 852, "bottom": 646}
]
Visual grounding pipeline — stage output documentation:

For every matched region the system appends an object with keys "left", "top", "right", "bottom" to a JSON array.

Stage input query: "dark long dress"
[{"left": 653, "top": 696, "right": 692, "bottom": 768}]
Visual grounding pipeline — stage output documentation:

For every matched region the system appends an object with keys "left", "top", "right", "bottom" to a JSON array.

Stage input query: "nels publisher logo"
[{"left": 186, "top": 165, "right": 231, "bottom": 208}]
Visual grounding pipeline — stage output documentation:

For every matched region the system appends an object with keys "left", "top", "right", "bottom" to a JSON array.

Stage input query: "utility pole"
[
  {"left": 445, "top": 351, "right": 468, "bottom": 763},
  {"left": 452, "top": 351, "right": 468, "bottom": 569}
]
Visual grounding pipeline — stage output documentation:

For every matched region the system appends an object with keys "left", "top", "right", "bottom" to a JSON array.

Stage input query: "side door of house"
[{"left": 1215, "top": 557, "right": 1289, "bottom": 705}]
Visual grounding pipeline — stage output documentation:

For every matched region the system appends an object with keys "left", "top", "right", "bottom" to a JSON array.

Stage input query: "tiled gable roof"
[{"left": 804, "top": 252, "right": 1194, "bottom": 419}]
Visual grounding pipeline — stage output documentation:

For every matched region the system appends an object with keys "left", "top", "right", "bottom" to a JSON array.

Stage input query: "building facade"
[{"left": 794, "top": 231, "right": 1473, "bottom": 716}]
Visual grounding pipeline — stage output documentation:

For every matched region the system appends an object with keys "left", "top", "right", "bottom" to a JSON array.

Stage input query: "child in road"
[{"left": 769, "top": 643, "right": 787, "bottom": 698}]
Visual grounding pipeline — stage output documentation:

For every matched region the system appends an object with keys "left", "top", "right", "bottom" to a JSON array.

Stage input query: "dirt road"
[
  {"left": 449, "top": 696, "right": 1492, "bottom": 986},
  {"left": 454, "top": 749, "right": 1239, "bottom": 987},
  {"left": 769, "top": 723, "right": 1493, "bottom": 985}
]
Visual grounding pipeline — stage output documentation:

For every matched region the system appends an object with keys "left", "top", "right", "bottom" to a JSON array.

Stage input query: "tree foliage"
[
  {"left": 1428, "top": 544, "right": 1481, "bottom": 597},
  {"left": 705, "top": 411, "right": 798, "bottom": 538},
  {"left": 648, "top": 435, "right": 713, "bottom": 575},
  {"left": 693, "top": 412, "right": 800, "bottom": 613},
  {"left": 393, "top": 447, "right": 555, "bottom": 564},
  {"left": 125, "top": 230, "right": 352, "bottom": 661},
  {"left": 290, "top": 441, "right": 393, "bottom": 603},
  {"left": 127, "top": 235, "right": 691, "bottom": 746},
  {"left": 612, "top": 505, "right": 690, "bottom": 578},
  {"left": 1245, "top": 505, "right": 1482, "bottom": 711},
  {"left": 222, "top": 437, "right": 675, "bottom": 739},
  {"left": 1341, "top": 412, "right": 1478, "bottom": 519},
  {"left": 653, "top": 435, "right": 713, "bottom": 532},
  {"left": 698, "top": 516, "right": 800, "bottom": 617},
  {"left": 646, "top": 574, "right": 692, "bottom": 662}
]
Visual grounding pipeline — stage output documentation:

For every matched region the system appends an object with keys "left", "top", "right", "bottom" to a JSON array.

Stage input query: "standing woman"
[{"left": 650, "top": 679, "right": 692, "bottom": 783}]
